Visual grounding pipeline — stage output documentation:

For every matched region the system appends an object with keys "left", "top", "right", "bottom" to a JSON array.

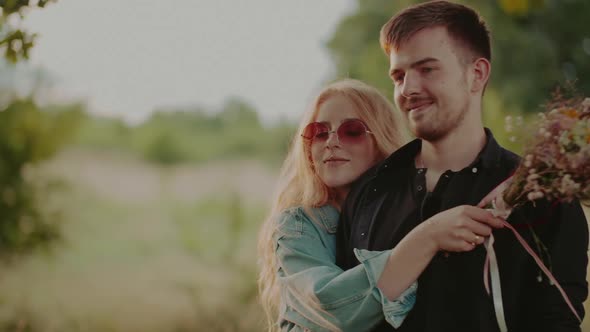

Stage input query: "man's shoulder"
[
  {"left": 494, "top": 146, "right": 520, "bottom": 175},
  {"left": 483, "top": 128, "right": 521, "bottom": 171},
  {"left": 380, "top": 139, "right": 422, "bottom": 170},
  {"left": 497, "top": 145, "right": 520, "bottom": 166},
  {"left": 348, "top": 139, "right": 420, "bottom": 194},
  {"left": 341, "top": 143, "right": 419, "bottom": 226}
]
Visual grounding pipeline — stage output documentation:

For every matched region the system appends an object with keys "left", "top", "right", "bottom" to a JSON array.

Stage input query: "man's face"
[{"left": 389, "top": 26, "right": 472, "bottom": 142}]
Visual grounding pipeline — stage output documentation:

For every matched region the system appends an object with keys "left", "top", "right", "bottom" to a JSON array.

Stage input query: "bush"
[
  {"left": 71, "top": 100, "right": 298, "bottom": 167},
  {"left": 0, "top": 97, "right": 82, "bottom": 256},
  {"left": 143, "top": 131, "right": 188, "bottom": 165}
]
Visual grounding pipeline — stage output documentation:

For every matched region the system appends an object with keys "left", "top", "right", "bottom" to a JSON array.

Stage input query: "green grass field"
[{"left": 0, "top": 150, "right": 273, "bottom": 332}]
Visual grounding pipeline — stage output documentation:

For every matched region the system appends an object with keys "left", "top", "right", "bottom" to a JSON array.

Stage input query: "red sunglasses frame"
[{"left": 301, "top": 119, "right": 373, "bottom": 145}]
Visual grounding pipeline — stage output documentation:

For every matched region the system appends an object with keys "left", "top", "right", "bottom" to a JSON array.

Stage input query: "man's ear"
[{"left": 470, "top": 58, "right": 491, "bottom": 93}]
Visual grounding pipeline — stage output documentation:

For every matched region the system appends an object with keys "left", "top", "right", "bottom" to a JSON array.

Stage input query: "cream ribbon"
[
  {"left": 479, "top": 177, "right": 582, "bottom": 331},
  {"left": 483, "top": 234, "right": 508, "bottom": 332}
]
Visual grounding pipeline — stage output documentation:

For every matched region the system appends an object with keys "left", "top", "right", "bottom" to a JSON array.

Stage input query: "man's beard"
[{"left": 410, "top": 101, "right": 469, "bottom": 142}]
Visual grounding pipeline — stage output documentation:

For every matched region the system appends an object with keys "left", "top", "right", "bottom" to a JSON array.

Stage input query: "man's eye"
[
  {"left": 421, "top": 67, "right": 433, "bottom": 74},
  {"left": 393, "top": 75, "right": 404, "bottom": 84}
]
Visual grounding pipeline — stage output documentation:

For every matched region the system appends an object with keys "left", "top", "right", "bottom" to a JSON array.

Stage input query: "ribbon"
[{"left": 478, "top": 176, "right": 582, "bottom": 331}]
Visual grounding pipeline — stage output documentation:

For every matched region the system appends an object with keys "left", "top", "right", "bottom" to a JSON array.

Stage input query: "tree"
[
  {"left": 0, "top": 98, "right": 83, "bottom": 255},
  {"left": 0, "top": 0, "right": 84, "bottom": 257},
  {"left": 0, "top": 0, "right": 55, "bottom": 63}
]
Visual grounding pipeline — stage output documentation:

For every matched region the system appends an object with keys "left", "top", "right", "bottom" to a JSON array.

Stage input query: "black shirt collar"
[{"left": 376, "top": 127, "right": 505, "bottom": 174}]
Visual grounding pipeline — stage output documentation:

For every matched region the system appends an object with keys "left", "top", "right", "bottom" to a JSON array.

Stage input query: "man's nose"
[{"left": 400, "top": 71, "right": 420, "bottom": 98}]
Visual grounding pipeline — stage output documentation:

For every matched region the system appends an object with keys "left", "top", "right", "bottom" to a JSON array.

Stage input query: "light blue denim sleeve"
[
  {"left": 354, "top": 248, "right": 418, "bottom": 328},
  {"left": 275, "top": 208, "right": 417, "bottom": 331}
]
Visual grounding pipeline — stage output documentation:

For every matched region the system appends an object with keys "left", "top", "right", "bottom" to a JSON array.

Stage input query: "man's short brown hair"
[{"left": 380, "top": 1, "right": 491, "bottom": 62}]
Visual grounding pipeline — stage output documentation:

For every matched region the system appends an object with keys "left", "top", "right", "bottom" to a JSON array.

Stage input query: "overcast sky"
[{"left": 23, "top": 0, "right": 356, "bottom": 125}]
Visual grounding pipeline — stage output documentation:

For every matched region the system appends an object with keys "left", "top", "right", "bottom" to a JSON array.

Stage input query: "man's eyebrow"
[{"left": 389, "top": 57, "right": 439, "bottom": 77}]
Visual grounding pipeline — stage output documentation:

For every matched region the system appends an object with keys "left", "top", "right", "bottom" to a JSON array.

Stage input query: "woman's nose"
[{"left": 325, "top": 130, "right": 340, "bottom": 147}]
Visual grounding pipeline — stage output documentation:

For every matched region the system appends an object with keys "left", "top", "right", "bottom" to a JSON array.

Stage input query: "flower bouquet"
[{"left": 477, "top": 93, "right": 590, "bottom": 331}]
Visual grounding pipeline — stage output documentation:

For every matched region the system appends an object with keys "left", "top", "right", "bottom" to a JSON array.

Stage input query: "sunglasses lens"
[
  {"left": 302, "top": 120, "right": 369, "bottom": 144},
  {"left": 338, "top": 120, "right": 368, "bottom": 144},
  {"left": 302, "top": 122, "right": 329, "bottom": 142}
]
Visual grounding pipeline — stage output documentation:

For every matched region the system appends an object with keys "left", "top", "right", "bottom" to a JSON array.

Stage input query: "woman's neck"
[{"left": 332, "top": 187, "right": 349, "bottom": 209}]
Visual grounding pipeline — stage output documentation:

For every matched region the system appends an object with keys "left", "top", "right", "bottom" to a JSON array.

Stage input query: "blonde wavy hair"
[{"left": 257, "top": 79, "right": 409, "bottom": 331}]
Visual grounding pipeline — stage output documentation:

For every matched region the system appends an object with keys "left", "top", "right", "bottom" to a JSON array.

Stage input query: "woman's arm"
[
  {"left": 277, "top": 205, "right": 504, "bottom": 330},
  {"left": 377, "top": 205, "right": 505, "bottom": 300},
  {"left": 276, "top": 208, "right": 414, "bottom": 331}
]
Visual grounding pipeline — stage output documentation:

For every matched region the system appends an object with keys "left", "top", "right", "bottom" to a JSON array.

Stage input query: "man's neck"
[{"left": 418, "top": 124, "right": 487, "bottom": 191}]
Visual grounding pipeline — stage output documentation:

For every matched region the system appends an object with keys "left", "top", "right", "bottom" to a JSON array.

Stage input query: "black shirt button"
[{"left": 417, "top": 185, "right": 423, "bottom": 191}]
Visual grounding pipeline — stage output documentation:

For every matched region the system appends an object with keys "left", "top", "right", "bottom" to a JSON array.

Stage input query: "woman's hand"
[{"left": 419, "top": 205, "right": 505, "bottom": 252}]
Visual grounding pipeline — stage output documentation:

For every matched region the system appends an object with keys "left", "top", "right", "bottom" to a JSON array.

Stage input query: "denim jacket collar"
[{"left": 308, "top": 205, "right": 339, "bottom": 234}]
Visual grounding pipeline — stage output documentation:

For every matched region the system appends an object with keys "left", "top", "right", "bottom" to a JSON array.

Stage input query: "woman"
[{"left": 257, "top": 79, "right": 503, "bottom": 331}]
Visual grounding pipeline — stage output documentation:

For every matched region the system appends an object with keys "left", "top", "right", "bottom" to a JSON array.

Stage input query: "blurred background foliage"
[
  {"left": 0, "top": 0, "right": 80, "bottom": 258},
  {"left": 0, "top": 0, "right": 589, "bottom": 331},
  {"left": 0, "top": 96, "right": 82, "bottom": 255},
  {"left": 0, "top": 0, "right": 54, "bottom": 63},
  {"left": 74, "top": 97, "right": 296, "bottom": 166}
]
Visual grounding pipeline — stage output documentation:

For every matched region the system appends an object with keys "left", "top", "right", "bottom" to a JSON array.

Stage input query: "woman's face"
[{"left": 309, "top": 95, "right": 380, "bottom": 196}]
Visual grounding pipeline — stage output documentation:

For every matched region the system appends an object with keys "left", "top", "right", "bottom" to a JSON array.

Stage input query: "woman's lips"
[{"left": 324, "top": 157, "right": 349, "bottom": 163}]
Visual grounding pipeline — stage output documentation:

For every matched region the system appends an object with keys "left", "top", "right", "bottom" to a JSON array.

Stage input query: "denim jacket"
[{"left": 274, "top": 205, "right": 417, "bottom": 332}]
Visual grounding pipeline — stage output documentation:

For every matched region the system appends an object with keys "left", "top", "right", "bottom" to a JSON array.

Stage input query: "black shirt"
[{"left": 336, "top": 129, "right": 588, "bottom": 332}]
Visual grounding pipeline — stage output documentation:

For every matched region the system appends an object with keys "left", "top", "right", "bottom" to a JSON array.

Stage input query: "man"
[{"left": 336, "top": 1, "right": 588, "bottom": 331}]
